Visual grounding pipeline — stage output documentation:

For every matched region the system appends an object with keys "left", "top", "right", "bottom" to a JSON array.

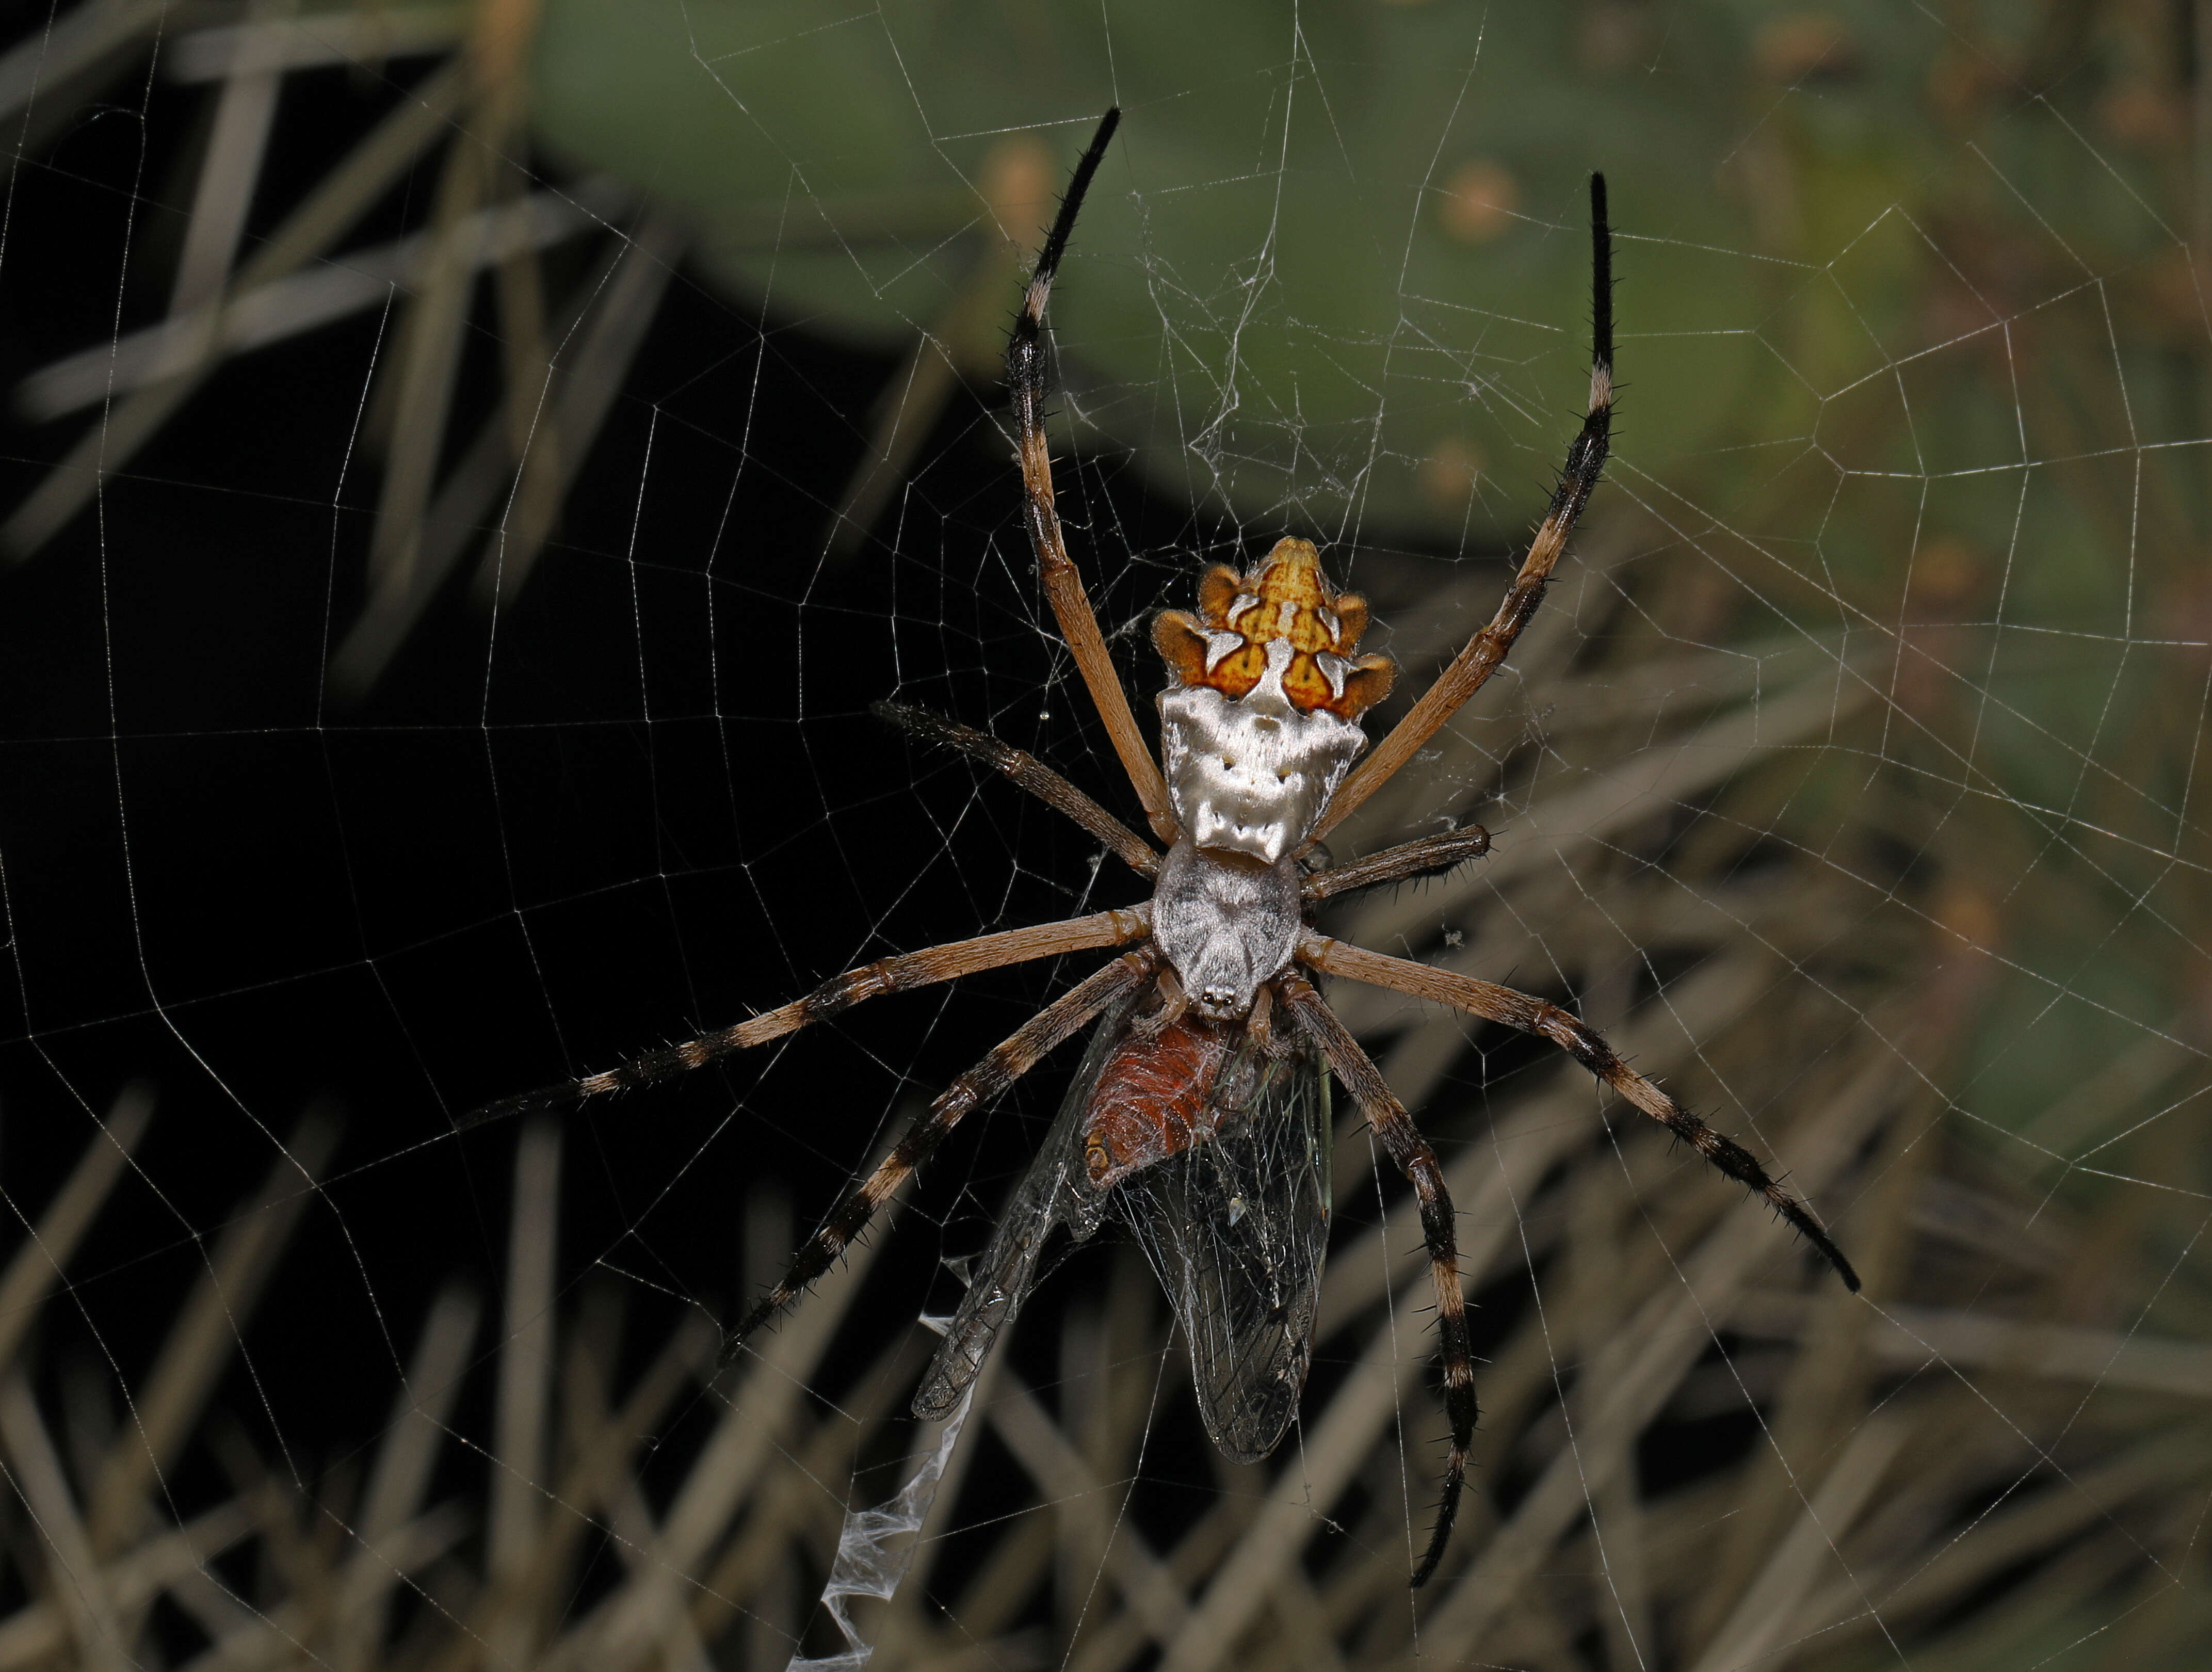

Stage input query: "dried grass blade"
[
  {"left": 489, "top": 1306, "right": 714, "bottom": 1651},
  {"left": 1689, "top": 1088, "right": 1931, "bottom": 1646},
  {"left": 1860, "top": 1428, "right": 2207, "bottom": 1632},
  {"left": 0, "top": 0, "right": 170, "bottom": 127},
  {"left": 330, "top": 211, "right": 680, "bottom": 687},
  {"left": 166, "top": 7, "right": 284, "bottom": 319},
  {"left": 988, "top": 1369, "right": 1189, "bottom": 1645},
  {"left": 20, "top": 187, "right": 607, "bottom": 422},
  {"left": 679, "top": 1333, "right": 924, "bottom": 1655},
  {"left": 0, "top": 1088, "right": 152, "bottom": 1370},
  {"left": 0, "top": 1370, "right": 133, "bottom": 1671},
  {"left": 477, "top": 1120, "right": 560, "bottom": 1667},
  {"left": 577, "top": 1204, "right": 894, "bottom": 1663},
  {"left": 369, "top": 135, "right": 483, "bottom": 592},
  {"left": 333, "top": 1285, "right": 481, "bottom": 1664},
  {"left": 1569, "top": 1174, "right": 1653, "bottom": 1672},
  {"left": 3, "top": 60, "right": 467, "bottom": 558},
  {"left": 472, "top": 213, "right": 686, "bottom": 605},
  {"left": 0, "top": 1495, "right": 253, "bottom": 1669},
  {"left": 86, "top": 1110, "right": 340, "bottom": 1555},
  {"left": 1728, "top": 1296, "right": 2212, "bottom": 1398},
  {"left": 1408, "top": 1053, "right": 1897, "bottom": 1657},
  {"left": 1686, "top": 1412, "right": 1911, "bottom": 1672},
  {"left": 165, "top": 8, "right": 464, "bottom": 83},
  {"left": 1343, "top": 671, "right": 1869, "bottom": 952}
]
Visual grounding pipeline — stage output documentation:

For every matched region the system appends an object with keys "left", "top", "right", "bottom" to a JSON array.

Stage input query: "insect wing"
[
  {"left": 1114, "top": 1037, "right": 1332, "bottom": 1464},
  {"left": 911, "top": 998, "right": 1131, "bottom": 1421}
]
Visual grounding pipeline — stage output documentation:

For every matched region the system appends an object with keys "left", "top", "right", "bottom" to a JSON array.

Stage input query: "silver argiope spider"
[{"left": 473, "top": 108, "right": 1858, "bottom": 1588}]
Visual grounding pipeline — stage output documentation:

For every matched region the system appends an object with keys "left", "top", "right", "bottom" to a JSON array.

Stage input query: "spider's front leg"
[
  {"left": 1130, "top": 965, "right": 1191, "bottom": 1036},
  {"left": 1304, "top": 174, "right": 1615, "bottom": 852},
  {"left": 1006, "top": 108, "right": 1180, "bottom": 847},
  {"left": 1244, "top": 983, "right": 1298, "bottom": 1060}
]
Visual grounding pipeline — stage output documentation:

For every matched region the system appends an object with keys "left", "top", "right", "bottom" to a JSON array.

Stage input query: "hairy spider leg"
[
  {"left": 1305, "top": 174, "right": 1616, "bottom": 853},
  {"left": 1276, "top": 973, "right": 1476, "bottom": 1590},
  {"left": 874, "top": 700, "right": 1159, "bottom": 878},
  {"left": 459, "top": 907, "right": 1152, "bottom": 1130},
  {"left": 723, "top": 949, "right": 1160, "bottom": 1362},
  {"left": 1301, "top": 824, "right": 1493, "bottom": 906},
  {"left": 1008, "top": 107, "right": 1181, "bottom": 847},
  {"left": 1298, "top": 934, "right": 1861, "bottom": 1292}
]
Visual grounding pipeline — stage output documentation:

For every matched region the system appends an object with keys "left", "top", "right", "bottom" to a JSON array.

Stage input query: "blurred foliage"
[{"left": 529, "top": 1, "right": 2193, "bottom": 534}]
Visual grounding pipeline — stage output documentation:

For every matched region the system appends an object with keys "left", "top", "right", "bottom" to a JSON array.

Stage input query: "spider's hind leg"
[
  {"left": 459, "top": 907, "right": 1151, "bottom": 1132},
  {"left": 1297, "top": 933, "right": 1861, "bottom": 1293},
  {"left": 1277, "top": 972, "right": 1477, "bottom": 1589},
  {"left": 722, "top": 948, "right": 1157, "bottom": 1362}
]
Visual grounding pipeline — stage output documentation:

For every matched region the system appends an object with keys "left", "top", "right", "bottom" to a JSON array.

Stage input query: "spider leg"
[
  {"left": 1298, "top": 933, "right": 1861, "bottom": 1292},
  {"left": 873, "top": 700, "right": 1158, "bottom": 877},
  {"left": 1301, "top": 823, "right": 1492, "bottom": 906},
  {"left": 724, "top": 947, "right": 1159, "bottom": 1360},
  {"left": 1130, "top": 964, "right": 1190, "bottom": 1036},
  {"left": 460, "top": 906, "right": 1152, "bottom": 1130},
  {"left": 1304, "top": 175, "right": 1614, "bottom": 853},
  {"left": 1275, "top": 971, "right": 1475, "bottom": 1590},
  {"left": 1009, "top": 109, "right": 1181, "bottom": 847}
]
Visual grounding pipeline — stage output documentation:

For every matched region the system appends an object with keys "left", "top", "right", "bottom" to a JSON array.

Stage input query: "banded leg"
[
  {"left": 1301, "top": 824, "right": 1492, "bottom": 906},
  {"left": 1276, "top": 972, "right": 1476, "bottom": 1590},
  {"left": 1305, "top": 175, "right": 1615, "bottom": 852},
  {"left": 1298, "top": 934, "right": 1860, "bottom": 1291},
  {"left": 874, "top": 700, "right": 1159, "bottom": 877},
  {"left": 461, "top": 906, "right": 1152, "bottom": 1130},
  {"left": 725, "top": 948, "right": 1158, "bottom": 1360},
  {"left": 1009, "top": 108, "right": 1180, "bottom": 847}
]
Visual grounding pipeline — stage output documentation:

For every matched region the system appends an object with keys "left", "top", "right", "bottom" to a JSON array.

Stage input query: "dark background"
[
  {"left": 1, "top": 50, "right": 1117, "bottom": 1466},
  {"left": 0, "top": 47, "right": 1405, "bottom": 1547}
]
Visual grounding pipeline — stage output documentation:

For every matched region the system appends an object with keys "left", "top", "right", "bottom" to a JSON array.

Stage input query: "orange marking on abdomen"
[{"left": 1153, "top": 536, "right": 1395, "bottom": 718}]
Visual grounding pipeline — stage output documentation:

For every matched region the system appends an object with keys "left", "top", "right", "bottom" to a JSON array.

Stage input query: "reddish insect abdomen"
[{"left": 1083, "top": 1017, "right": 1234, "bottom": 1191}]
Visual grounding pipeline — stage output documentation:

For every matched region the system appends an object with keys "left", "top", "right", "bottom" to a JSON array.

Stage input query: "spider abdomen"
[
  {"left": 1158, "top": 664, "right": 1365, "bottom": 864},
  {"left": 1154, "top": 536, "right": 1388, "bottom": 865}
]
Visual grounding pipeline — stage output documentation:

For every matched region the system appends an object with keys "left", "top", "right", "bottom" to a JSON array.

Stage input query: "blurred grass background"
[{"left": 1, "top": 1, "right": 2209, "bottom": 1667}]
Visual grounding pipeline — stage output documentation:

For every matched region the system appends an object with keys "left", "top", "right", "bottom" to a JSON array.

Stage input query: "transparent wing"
[
  {"left": 911, "top": 995, "right": 1133, "bottom": 1420},
  {"left": 1113, "top": 1035, "right": 1333, "bottom": 1464}
]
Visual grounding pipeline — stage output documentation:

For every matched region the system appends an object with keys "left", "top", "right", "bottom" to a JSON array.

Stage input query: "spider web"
[{"left": 1, "top": 4, "right": 2209, "bottom": 1669}]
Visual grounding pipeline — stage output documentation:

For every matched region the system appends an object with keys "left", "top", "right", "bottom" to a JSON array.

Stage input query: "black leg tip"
[{"left": 455, "top": 1083, "right": 568, "bottom": 1134}]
